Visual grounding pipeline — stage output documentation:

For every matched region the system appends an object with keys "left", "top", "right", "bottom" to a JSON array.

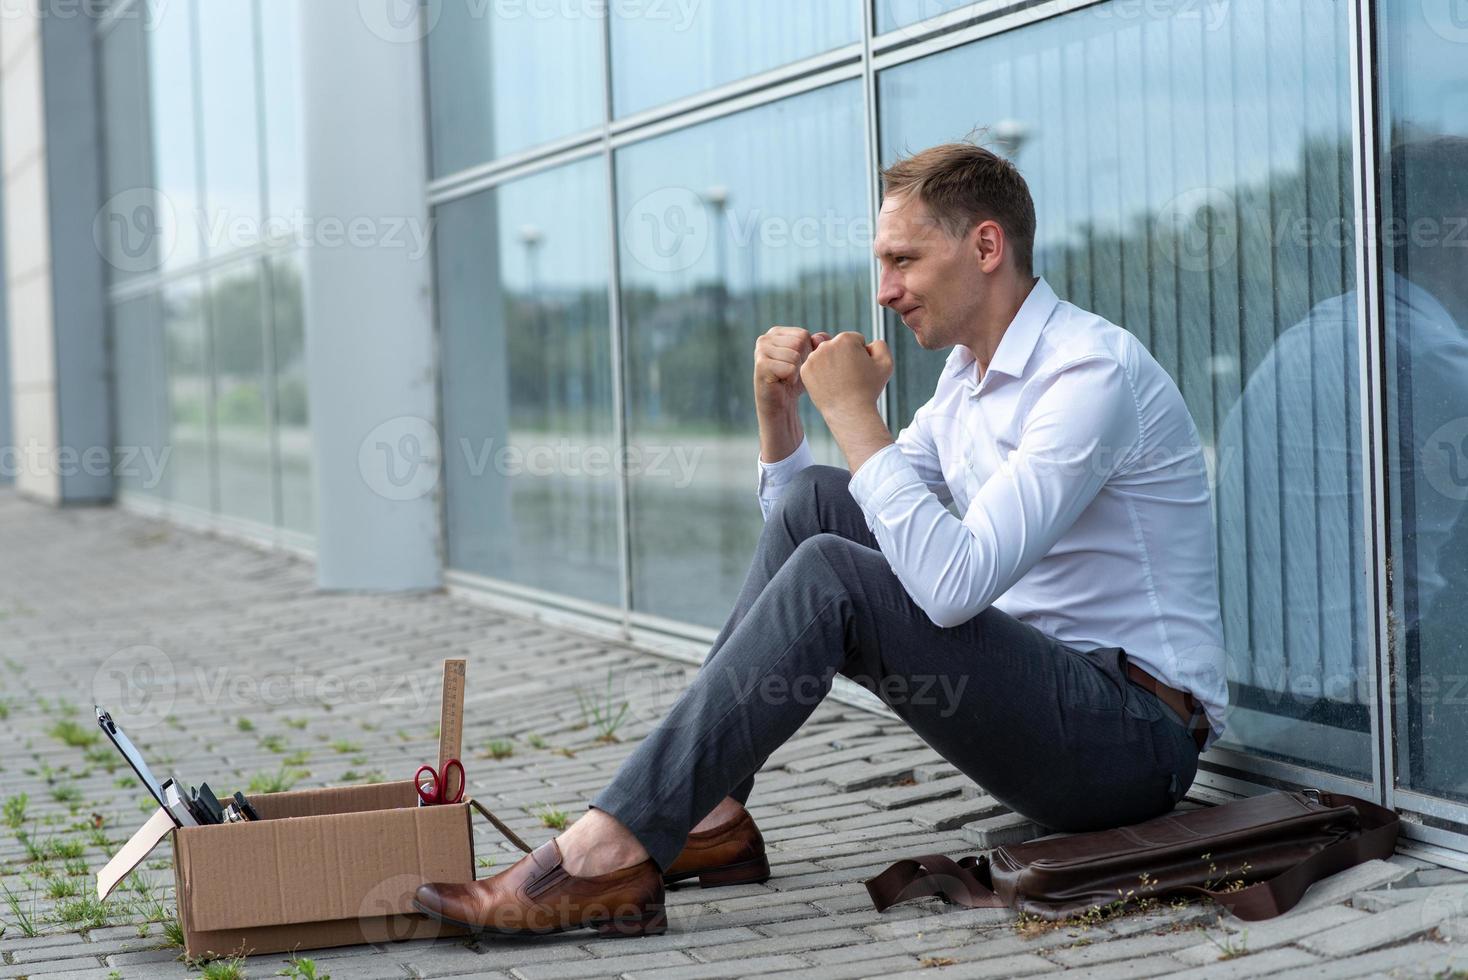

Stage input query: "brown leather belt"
[{"left": 1125, "top": 662, "right": 1209, "bottom": 752}]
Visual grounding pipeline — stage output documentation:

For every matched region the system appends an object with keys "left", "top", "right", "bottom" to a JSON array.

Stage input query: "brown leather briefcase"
[{"left": 866, "top": 790, "right": 1400, "bottom": 921}]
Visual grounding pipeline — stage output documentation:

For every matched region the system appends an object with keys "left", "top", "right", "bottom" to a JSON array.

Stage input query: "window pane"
[
  {"left": 163, "top": 279, "right": 213, "bottom": 512},
  {"left": 270, "top": 253, "right": 313, "bottom": 536},
  {"left": 147, "top": 0, "right": 203, "bottom": 270},
  {"left": 1377, "top": 6, "right": 1468, "bottom": 802},
  {"left": 196, "top": 1, "right": 262, "bottom": 257},
  {"left": 878, "top": 0, "right": 1364, "bottom": 776},
  {"left": 111, "top": 293, "right": 170, "bottom": 498},
  {"left": 259, "top": 0, "right": 306, "bottom": 231},
  {"left": 209, "top": 260, "right": 272, "bottom": 526},
  {"left": 437, "top": 158, "right": 620, "bottom": 604},
  {"left": 876, "top": 0, "right": 975, "bottom": 36},
  {"left": 425, "top": 5, "right": 604, "bottom": 176},
  {"left": 611, "top": 1, "right": 860, "bottom": 117},
  {"left": 618, "top": 82, "right": 869, "bottom": 626}
]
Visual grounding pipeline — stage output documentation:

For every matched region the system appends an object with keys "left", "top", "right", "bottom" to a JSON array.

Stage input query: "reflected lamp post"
[{"left": 702, "top": 185, "right": 733, "bottom": 429}]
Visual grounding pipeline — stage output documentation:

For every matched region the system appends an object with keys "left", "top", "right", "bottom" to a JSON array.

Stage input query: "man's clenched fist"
[
  {"left": 799, "top": 331, "right": 893, "bottom": 420},
  {"left": 753, "top": 325, "right": 832, "bottom": 411}
]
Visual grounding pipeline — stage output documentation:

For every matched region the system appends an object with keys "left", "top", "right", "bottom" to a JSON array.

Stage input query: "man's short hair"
[{"left": 881, "top": 142, "right": 1037, "bottom": 276}]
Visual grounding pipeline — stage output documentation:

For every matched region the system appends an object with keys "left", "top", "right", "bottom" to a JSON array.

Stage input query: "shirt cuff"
[
  {"left": 757, "top": 434, "right": 816, "bottom": 496},
  {"left": 848, "top": 443, "right": 924, "bottom": 521}
]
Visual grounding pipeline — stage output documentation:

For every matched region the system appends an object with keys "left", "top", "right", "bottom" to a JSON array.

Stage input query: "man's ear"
[{"left": 973, "top": 219, "right": 1006, "bottom": 274}]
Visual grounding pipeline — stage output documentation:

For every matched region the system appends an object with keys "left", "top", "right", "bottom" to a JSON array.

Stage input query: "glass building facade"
[
  {"left": 91, "top": 1, "right": 1468, "bottom": 850},
  {"left": 97, "top": 0, "right": 313, "bottom": 539}
]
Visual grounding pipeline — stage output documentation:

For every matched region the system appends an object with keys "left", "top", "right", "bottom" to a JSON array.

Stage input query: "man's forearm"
[
  {"left": 824, "top": 405, "right": 895, "bottom": 475},
  {"left": 757, "top": 400, "right": 806, "bottom": 464}
]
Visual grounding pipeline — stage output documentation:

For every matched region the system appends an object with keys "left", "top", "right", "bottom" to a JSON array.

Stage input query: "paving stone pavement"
[{"left": 1, "top": 491, "right": 1467, "bottom": 979}]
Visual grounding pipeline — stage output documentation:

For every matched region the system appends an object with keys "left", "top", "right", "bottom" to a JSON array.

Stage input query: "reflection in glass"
[
  {"left": 426, "top": 5, "right": 604, "bottom": 176},
  {"left": 270, "top": 253, "right": 313, "bottom": 535},
  {"left": 163, "top": 279, "right": 212, "bottom": 512},
  {"left": 111, "top": 294, "right": 170, "bottom": 498},
  {"left": 878, "top": 0, "right": 1364, "bottom": 775},
  {"left": 618, "top": 82, "right": 869, "bottom": 626},
  {"left": 99, "top": 14, "right": 154, "bottom": 283},
  {"left": 611, "top": 0, "right": 860, "bottom": 117},
  {"left": 1377, "top": 7, "right": 1468, "bottom": 802},
  {"left": 197, "top": 2, "right": 262, "bottom": 259},
  {"left": 437, "top": 159, "right": 620, "bottom": 604},
  {"left": 876, "top": 0, "right": 976, "bottom": 36},
  {"left": 259, "top": 0, "right": 306, "bottom": 229},
  {"left": 209, "top": 261, "right": 272, "bottom": 526},
  {"left": 146, "top": 0, "right": 203, "bottom": 270}
]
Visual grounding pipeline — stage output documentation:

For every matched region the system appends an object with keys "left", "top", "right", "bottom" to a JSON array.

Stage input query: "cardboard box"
[{"left": 99, "top": 780, "right": 478, "bottom": 960}]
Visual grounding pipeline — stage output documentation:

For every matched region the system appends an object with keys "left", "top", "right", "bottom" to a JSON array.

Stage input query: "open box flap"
[
  {"left": 97, "top": 808, "right": 175, "bottom": 900},
  {"left": 178, "top": 801, "right": 473, "bottom": 933}
]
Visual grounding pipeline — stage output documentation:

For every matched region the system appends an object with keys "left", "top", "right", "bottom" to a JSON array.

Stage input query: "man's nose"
[{"left": 876, "top": 272, "right": 902, "bottom": 308}]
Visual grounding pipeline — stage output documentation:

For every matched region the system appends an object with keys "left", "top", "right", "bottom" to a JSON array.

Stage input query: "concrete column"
[
  {"left": 299, "top": 2, "right": 441, "bottom": 590},
  {"left": 0, "top": 4, "right": 110, "bottom": 504}
]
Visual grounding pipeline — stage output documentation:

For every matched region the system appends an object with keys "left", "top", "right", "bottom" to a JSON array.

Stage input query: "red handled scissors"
[{"left": 415, "top": 758, "right": 465, "bottom": 806}]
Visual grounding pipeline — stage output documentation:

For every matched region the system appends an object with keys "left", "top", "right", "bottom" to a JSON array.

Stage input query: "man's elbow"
[{"left": 920, "top": 596, "right": 978, "bottom": 630}]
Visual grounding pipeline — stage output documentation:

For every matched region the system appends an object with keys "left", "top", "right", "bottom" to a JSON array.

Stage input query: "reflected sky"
[
  {"left": 427, "top": 1, "right": 605, "bottom": 175},
  {"left": 612, "top": 0, "right": 859, "bottom": 116}
]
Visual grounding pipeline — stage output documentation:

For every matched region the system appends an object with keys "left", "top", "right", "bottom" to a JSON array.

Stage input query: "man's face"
[{"left": 872, "top": 191, "right": 983, "bottom": 351}]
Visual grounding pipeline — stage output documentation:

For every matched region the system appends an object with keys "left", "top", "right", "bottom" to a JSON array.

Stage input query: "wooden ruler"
[{"left": 438, "top": 658, "right": 466, "bottom": 772}]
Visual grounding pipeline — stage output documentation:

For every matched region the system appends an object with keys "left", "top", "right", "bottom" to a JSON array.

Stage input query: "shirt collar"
[{"left": 943, "top": 276, "right": 1060, "bottom": 383}]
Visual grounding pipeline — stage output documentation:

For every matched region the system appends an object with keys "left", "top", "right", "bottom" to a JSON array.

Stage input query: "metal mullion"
[
  {"left": 428, "top": 142, "right": 605, "bottom": 209},
  {"left": 445, "top": 567, "right": 629, "bottom": 626},
  {"left": 427, "top": 44, "right": 865, "bottom": 204},
  {"left": 104, "top": 239, "right": 284, "bottom": 302},
  {"left": 600, "top": 6, "right": 634, "bottom": 638},
  {"left": 184, "top": 0, "right": 220, "bottom": 517},
  {"left": 606, "top": 42, "right": 862, "bottom": 137},
  {"left": 606, "top": 61, "right": 865, "bottom": 152},
  {"left": 250, "top": 0, "right": 282, "bottom": 532},
  {"left": 1197, "top": 747, "right": 1377, "bottom": 799},
  {"left": 1347, "top": 0, "right": 1391, "bottom": 810},
  {"left": 1393, "top": 789, "right": 1468, "bottom": 827},
  {"left": 427, "top": 127, "right": 604, "bottom": 203},
  {"left": 861, "top": 0, "right": 887, "bottom": 429},
  {"left": 870, "top": 0, "right": 1110, "bottom": 70},
  {"left": 416, "top": 0, "right": 454, "bottom": 586}
]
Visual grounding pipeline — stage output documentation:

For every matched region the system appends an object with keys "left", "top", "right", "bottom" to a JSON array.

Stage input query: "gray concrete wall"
[
  {"left": 40, "top": 5, "right": 110, "bottom": 503},
  {"left": 299, "top": 2, "right": 441, "bottom": 590},
  {"left": 0, "top": 6, "right": 111, "bottom": 504}
]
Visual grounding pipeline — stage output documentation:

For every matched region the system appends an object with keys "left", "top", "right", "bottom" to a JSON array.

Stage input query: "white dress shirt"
[{"left": 756, "top": 276, "right": 1229, "bottom": 748}]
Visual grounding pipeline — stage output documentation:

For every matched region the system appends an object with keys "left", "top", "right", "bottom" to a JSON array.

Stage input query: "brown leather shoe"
[
  {"left": 413, "top": 838, "right": 666, "bottom": 937},
  {"left": 664, "top": 801, "right": 771, "bottom": 888}
]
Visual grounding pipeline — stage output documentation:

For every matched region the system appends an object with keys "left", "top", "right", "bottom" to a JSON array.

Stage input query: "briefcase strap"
[
  {"left": 866, "top": 852, "right": 1004, "bottom": 912},
  {"left": 469, "top": 798, "right": 534, "bottom": 854},
  {"left": 866, "top": 792, "right": 1400, "bottom": 921}
]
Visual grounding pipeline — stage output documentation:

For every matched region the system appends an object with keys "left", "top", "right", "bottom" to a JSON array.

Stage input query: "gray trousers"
[{"left": 591, "top": 465, "right": 1201, "bottom": 871}]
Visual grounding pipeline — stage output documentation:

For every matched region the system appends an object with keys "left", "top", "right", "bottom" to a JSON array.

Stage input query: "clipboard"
[{"left": 96, "top": 706, "right": 171, "bottom": 815}]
